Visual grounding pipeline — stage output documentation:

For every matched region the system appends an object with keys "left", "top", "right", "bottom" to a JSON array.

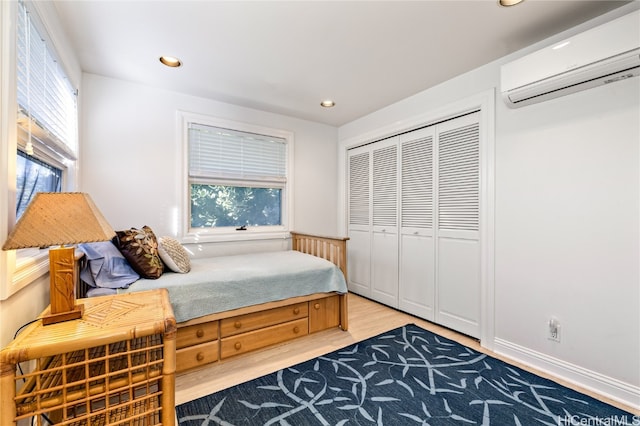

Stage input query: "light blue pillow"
[{"left": 78, "top": 241, "right": 140, "bottom": 290}]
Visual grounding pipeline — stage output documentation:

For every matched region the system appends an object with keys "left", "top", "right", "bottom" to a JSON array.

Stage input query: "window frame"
[
  {"left": 1, "top": 0, "right": 78, "bottom": 300},
  {"left": 179, "top": 111, "right": 294, "bottom": 243}
]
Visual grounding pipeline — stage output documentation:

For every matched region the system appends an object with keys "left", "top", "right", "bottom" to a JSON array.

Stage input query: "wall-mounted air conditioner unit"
[{"left": 501, "top": 10, "right": 639, "bottom": 108}]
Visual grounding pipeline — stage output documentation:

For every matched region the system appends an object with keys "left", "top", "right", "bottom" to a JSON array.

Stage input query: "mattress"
[{"left": 118, "top": 250, "right": 347, "bottom": 323}]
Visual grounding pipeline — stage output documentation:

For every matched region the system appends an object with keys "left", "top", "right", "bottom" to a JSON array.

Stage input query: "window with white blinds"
[
  {"left": 372, "top": 144, "right": 397, "bottom": 227},
  {"left": 349, "top": 152, "right": 370, "bottom": 226},
  {"left": 189, "top": 124, "right": 286, "bottom": 183},
  {"left": 438, "top": 123, "right": 480, "bottom": 231},
  {"left": 3, "top": 0, "right": 78, "bottom": 299},
  {"left": 401, "top": 136, "right": 433, "bottom": 229},
  {"left": 17, "top": 0, "right": 77, "bottom": 159},
  {"left": 187, "top": 119, "right": 290, "bottom": 234}
]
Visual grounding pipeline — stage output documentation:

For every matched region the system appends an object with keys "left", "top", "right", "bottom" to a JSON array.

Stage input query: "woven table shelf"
[{"left": 1, "top": 289, "right": 176, "bottom": 426}]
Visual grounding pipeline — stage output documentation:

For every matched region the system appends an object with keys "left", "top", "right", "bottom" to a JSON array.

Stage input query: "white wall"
[
  {"left": 338, "top": 6, "right": 639, "bottom": 408},
  {"left": 79, "top": 73, "right": 339, "bottom": 257},
  {"left": 495, "top": 78, "right": 638, "bottom": 389}
]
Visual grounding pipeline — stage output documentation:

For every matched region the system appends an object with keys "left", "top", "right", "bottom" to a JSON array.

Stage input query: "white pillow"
[{"left": 158, "top": 237, "right": 191, "bottom": 273}]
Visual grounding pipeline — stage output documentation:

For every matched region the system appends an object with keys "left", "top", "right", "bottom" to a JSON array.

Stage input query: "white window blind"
[
  {"left": 189, "top": 123, "right": 287, "bottom": 183},
  {"left": 16, "top": 1, "right": 77, "bottom": 159}
]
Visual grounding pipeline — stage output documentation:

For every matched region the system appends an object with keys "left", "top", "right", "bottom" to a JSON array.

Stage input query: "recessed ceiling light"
[
  {"left": 159, "top": 56, "right": 182, "bottom": 67},
  {"left": 498, "top": 0, "right": 524, "bottom": 6},
  {"left": 552, "top": 41, "right": 571, "bottom": 50},
  {"left": 320, "top": 100, "right": 335, "bottom": 108}
]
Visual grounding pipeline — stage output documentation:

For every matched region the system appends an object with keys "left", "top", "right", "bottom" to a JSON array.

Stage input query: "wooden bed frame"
[
  {"left": 78, "top": 232, "right": 349, "bottom": 373},
  {"left": 173, "top": 232, "right": 349, "bottom": 372}
]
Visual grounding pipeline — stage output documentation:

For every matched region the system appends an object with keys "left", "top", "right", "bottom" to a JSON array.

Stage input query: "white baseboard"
[{"left": 493, "top": 337, "right": 640, "bottom": 411}]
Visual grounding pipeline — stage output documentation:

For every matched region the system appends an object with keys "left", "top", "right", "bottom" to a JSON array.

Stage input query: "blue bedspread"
[{"left": 118, "top": 250, "right": 347, "bottom": 323}]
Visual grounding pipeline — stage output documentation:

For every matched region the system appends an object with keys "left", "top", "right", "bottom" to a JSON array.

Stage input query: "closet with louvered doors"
[{"left": 347, "top": 112, "right": 481, "bottom": 338}]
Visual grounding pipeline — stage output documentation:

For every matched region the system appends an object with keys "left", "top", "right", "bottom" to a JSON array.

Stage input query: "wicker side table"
[{"left": 0, "top": 289, "right": 176, "bottom": 425}]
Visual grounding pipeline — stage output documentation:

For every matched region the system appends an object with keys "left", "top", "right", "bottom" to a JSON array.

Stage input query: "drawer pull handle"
[
  {"left": 234, "top": 342, "right": 242, "bottom": 350},
  {"left": 314, "top": 303, "right": 320, "bottom": 310},
  {"left": 234, "top": 321, "right": 242, "bottom": 329},
  {"left": 196, "top": 352, "right": 204, "bottom": 362},
  {"left": 293, "top": 307, "right": 300, "bottom": 315},
  {"left": 293, "top": 326, "right": 300, "bottom": 334},
  {"left": 196, "top": 329, "right": 205, "bottom": 338}
]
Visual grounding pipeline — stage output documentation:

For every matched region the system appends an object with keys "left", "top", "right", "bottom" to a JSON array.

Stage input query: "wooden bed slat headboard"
[{"left": 290, "top": 232, "right": 349, "bottom": 281}]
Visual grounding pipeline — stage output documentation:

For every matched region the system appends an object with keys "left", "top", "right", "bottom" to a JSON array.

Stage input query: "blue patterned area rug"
[{"left": 176, "top": 324, "right": 636, "bottom": 425}]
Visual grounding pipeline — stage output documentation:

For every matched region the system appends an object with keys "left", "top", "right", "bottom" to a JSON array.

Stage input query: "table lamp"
[{"left": 2, "top": 192, "right": 115, "bottom": 325}]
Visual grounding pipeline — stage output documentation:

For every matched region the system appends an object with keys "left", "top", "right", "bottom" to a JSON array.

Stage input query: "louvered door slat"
[
  {"left": 401, "top": 136, "right": 433, "bottom": 229},
  {"left": 349, "top": 152, "right": 370, "bottom": 226},
  {"left": 373, "top": 144, "right": 397, "bottom": 227},
  {"left": 438, "top": 123, "right": 480, "bottom": 232}
]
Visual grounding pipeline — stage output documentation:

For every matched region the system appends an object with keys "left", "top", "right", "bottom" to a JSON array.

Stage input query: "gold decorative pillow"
[
  {"left": 113, "top": 225, "right": 164, "bottom": 279},
  {"left": 158, "top": 236, "right": 191, "bottom": 273}
]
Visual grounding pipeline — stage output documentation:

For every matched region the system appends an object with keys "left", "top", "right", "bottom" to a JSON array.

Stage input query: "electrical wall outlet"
[{"left": 548, "top": 317, "right": 561, "bottom": 342}]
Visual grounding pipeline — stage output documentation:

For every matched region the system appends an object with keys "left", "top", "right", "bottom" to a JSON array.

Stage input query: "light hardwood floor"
[{"left": 175, "top": 293, "right": 639, "bottom": 415}]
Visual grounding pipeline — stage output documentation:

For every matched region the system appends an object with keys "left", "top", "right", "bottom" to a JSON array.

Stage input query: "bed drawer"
[
  {"left": 176, "top": 321, "right": 219, "bottom": 349},
  {"left": 309, "top": 295, "right": 341, "bottom": 333},
  {"left": 220, "top": 318, "right": 308, "bottom": 359},
  {"left": 176, "top": 340, "right": 219, "bottom": 372},
  {"left": 220, "top": 303, "right": 308, "bottom": 337}
]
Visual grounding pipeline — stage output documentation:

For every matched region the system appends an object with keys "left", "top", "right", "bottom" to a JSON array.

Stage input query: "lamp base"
[
  {"left": 44, "top": 246, "right": 83, "bottom": 326},
  {"left": 42, "top": 304, "right": 84, "bottom": 326}
]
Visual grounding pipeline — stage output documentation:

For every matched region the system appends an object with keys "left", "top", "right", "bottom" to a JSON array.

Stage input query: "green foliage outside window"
[{"left": 191, "top": 184, "right": 282, "bottom": 228}]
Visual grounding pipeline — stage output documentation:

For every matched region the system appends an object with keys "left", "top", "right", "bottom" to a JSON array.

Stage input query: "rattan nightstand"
[{"left": 0, "top": 289, "right": 176, "bottom": 425}]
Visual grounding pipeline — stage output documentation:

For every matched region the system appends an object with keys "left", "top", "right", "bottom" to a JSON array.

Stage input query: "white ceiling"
[{"left": 53, "top": 0, "right": 631, "bottom": 127}]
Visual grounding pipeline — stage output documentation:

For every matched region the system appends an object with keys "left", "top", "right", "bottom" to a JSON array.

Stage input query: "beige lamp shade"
[{"left": 2, "top": 192, "right": 115, "bottom": 250}]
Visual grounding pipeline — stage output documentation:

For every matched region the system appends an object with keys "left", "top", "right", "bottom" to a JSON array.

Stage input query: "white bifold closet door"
[
  {"left": 346, "top": 136, "right": 399, "bottom": 306},
  {"left": 434, "top": 113, "right": 480, "bottom": 337},
  {"left": 370, "top": 137, "right": 399, "bottom": 307},
  {"left": 347, "top": 145, "right": 372, "bottom": 297},
  {"left": 399, "top": 126, "right": 436, "bottom": 321}
]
